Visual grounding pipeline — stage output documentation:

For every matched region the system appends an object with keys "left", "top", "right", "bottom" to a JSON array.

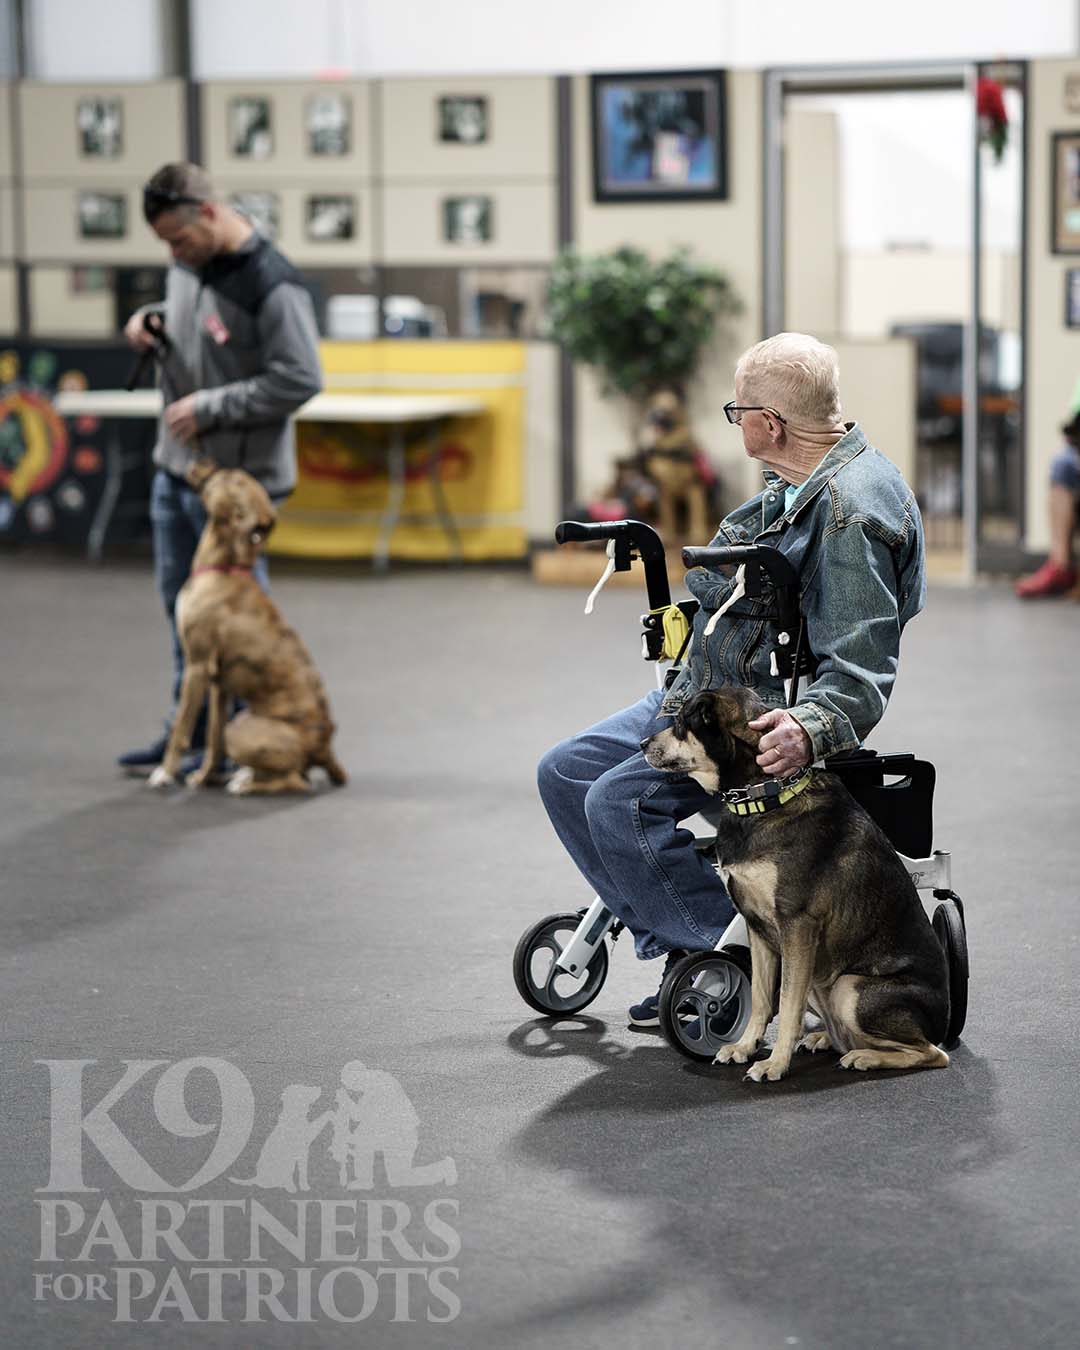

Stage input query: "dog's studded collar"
[{"left": 721, "top": 768, "right": 815, "bottom": 816}]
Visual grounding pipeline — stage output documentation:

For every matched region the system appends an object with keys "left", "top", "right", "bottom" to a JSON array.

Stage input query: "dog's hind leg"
[
  {"left": 830, "top": 975, "right": 949, "bottom": 1071},
  {"left": 225, "top": 716, "right": 311, "bottom": 795},
  {"left": 839, "top": 1042, "right": 949, "bottom": 1072},
  {"left": 746, "top": 916, "right": 819, "bottom": 1082}
]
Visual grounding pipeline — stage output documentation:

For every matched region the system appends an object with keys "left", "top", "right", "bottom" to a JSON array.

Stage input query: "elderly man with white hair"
[{"left": 538, "top": 332, "right": 926, "bottom": 1026}]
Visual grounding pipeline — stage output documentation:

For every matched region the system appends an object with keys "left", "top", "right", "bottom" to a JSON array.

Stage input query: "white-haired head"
[{"left": 734, "top": 332, "right": 842, "bottom": 427}]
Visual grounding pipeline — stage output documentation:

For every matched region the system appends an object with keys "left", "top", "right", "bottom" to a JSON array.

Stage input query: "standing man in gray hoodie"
[{"left": 118, "top": 162, "right": 323, "bottom": 775}]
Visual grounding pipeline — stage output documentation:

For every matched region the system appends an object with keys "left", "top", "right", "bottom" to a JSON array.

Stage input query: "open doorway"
[{"left": 765, "top": 65, "right": 1026, "bottom": 578}]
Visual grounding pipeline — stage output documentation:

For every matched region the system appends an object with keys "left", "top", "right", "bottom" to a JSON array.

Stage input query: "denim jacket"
[{"left": 661, "top": 423, "right": 926, "bottom": 760}]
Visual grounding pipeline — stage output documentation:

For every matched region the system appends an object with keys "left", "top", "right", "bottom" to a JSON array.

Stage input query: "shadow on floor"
[
  {"left": 488, "top": 1015, "right": 1073, "bottom": 1348},
  {"left": 0, "top": 786, "right": 321, "bottom": 950}
]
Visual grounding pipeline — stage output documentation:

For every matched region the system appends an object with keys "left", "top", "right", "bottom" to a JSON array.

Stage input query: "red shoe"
[{"left": 1015, "top": 560, "right": 1077, "bottom": 598}]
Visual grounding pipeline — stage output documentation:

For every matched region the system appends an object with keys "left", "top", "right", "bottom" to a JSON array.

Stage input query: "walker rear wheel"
[
  {"left": 932, "top": 896, "right": 968, "bottom": 1050},
  {"left": 658, "top": 947, "right": 754, "bottom": 1062},
  {"left": 513, "top": 912, "right": 610, "bottom": 1016}
]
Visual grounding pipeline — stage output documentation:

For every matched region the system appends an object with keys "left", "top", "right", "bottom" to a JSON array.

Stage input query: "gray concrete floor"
[{"left": 1, "top": 555, "right": 1078, "bottom": 1349}]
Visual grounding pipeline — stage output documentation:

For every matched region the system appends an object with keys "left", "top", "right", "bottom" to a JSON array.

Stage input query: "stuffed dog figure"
[
  {"left": 638, "top": 388, "right": 711, "bottom": 544},
  {"left": 642, "top": 686, "right": 950, "bottom": 1081},
  {"left": 149, "top": 461, "right": 346, "bottom": 796}
]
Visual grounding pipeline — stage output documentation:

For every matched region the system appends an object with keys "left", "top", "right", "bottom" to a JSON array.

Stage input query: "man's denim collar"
[{"left": 760, "top": 422, "right": 867, "bottom": 514}]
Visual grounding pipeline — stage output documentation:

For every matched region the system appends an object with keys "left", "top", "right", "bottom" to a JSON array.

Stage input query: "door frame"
[{"left": 762, "top": 61, "right": 1026, "bottom": 579}]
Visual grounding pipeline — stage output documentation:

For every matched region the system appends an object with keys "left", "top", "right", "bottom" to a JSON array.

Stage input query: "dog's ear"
[
  {"left": 185, "top": 457, "right": 220, "bottom": 493},
  {"left": 685, "top": 693, "right": 732, "bottom": 758}
]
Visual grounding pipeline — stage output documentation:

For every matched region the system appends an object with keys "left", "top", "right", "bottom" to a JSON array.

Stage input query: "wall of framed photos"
[{"left": 16, "top": 80, "right": 185, "bottom": 267}]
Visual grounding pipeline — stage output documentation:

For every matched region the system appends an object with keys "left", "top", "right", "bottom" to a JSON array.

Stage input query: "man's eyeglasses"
[
  {"left": 723, "top": 401, "right": 787, "bottom": 426},
  {"left": 142, "top": 185, "right": 206, "bottom": 224}
]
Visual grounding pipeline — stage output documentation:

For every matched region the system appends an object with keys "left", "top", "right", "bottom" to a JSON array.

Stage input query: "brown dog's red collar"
[{"left": 191, "top": 564, "right": 254, "bottom": 577}]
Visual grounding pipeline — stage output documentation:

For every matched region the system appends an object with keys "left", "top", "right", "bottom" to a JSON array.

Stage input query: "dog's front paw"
[
  {"left": 185, "top": 764, "right": 219, "bottom": 789},
  {"left": 797, "top": 1030, "right": 834, "bottom": 1054},
  {"left": 745, "top": 1054, "right": 790, "bottom": 1083},
  {"left": 147, "top": 765, "right": 177, "bottom": 791},
  {"left": 713, "top": 1039, "right": 758, "bottom": 1066},
  {"left": 226, "top": 766, "right": 255, "bottom": 796}
]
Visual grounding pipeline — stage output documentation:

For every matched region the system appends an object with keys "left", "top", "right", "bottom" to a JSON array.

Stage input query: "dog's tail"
[{"left": 321, "top": 752, "right": 347, "bottom": 786}]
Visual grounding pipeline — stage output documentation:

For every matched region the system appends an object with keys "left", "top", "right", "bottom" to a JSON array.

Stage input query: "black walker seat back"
[{"left": 824, "top": 750, "right": 936, "bottom": 858}]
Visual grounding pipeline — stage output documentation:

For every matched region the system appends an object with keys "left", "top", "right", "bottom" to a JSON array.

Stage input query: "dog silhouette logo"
[{"left": 231, "top": 1060, "right": 457, "bottom": 1192}]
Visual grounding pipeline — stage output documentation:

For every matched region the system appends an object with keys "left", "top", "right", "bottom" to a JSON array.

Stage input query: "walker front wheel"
[
  {"left": 513, "top": 912, "right": 610, "bottom": 1016},
  {"left": 658, "top": 947, "right": 754, "bottom": 1062}
]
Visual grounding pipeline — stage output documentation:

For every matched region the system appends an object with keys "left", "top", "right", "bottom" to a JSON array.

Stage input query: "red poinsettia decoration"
[{"left": 977, "top": 77, "right": 1008, "bottom": 163}]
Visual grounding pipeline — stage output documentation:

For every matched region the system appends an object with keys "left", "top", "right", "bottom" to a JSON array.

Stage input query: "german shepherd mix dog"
[
  {"left": 149, "top": 461, "right": 346, "bottom": 796},
  {"left": 642, "top": 686, "right": 949, "bottom": 1082}
]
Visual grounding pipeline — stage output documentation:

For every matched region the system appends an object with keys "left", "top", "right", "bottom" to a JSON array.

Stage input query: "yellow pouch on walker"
[{"left": 652, "top": 604, "right": 692, "bottom": 662}]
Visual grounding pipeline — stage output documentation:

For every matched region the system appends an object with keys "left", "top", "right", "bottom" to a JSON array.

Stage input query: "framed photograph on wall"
[
  {"left": 1052, "top": 131, "right": 1080, "bottom": 253},
  {"left": 439, "top": 96, "right": 489, "bottom": 144},
  {"left": 1066, "top": 268, "right": 1080, "bottom": 327},
  {"left": 443, "top": 196, "right": 493, "bottom": 245},
  {"left": 306, "top": 93, "right": 351, "bottom": 157},
  {"left": 590, "top": 69, "right": 727, "bottom": 203},
  {"left": 77, "top": 191, "right": 127, "bottom": 239},
  {"left": 228, "top": 96, "right": 273, "bottom": 159},
  {"left": 76, "top": 97, "right": 123, "bottom": 158},
  {"left": 305, "top": 194, "right": 356, "bottom": 241},
  {"left": 228, "top": 191, "right": 280, "bottom": 240}
]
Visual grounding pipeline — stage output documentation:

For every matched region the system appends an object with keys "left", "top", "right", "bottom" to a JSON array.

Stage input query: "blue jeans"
[
  {"left": 537, "top": 687, "right": 736, "bottom": 961},
  {"left": 149, "top": 469, "right": 271, "bottom": 711}
]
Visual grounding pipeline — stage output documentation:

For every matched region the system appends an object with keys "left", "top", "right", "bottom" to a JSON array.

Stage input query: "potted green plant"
[{"left": 545, "top": 244, "right": 742, "bottom": 418}]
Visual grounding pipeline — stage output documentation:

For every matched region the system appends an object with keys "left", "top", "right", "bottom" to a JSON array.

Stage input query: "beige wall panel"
[
  {"left": 831, "top": 338, "right": 917, "bottom": 488},
  {"left": 1026, "top": 58, "right": 1080, "bottom": 552},
  {"left": 524, "top": 341, "right": 561, "bottom": 538},
  {"left": 785, "top": 108, "right": 841, "bottom": 335},
  {"left": 203, "top": 82, "right": 373, "bottom": 182},
  {"left": 845, "top": 249, "right": 1018, "bottom": 338},
  {"left": 19, "top": 81, "right": 184, "bottom": 183},
  {"left": 22, "top": 185, "right": 164, "bottom": 263},
  {"left": 29, "top": 267, "right": 114, "bottom": 338},
  {"left": 0, "top": 83, "right": 12, "bottom": 179},
  {"left": 572, "top": 71, "right": 764, "bottom": 508},
  {"left": 379, "top": 76, "right": 555, "bottom": 181},
  {"left": 218, "top": 183, "right": 375, "bottom": 267},
  {"left": 381, "top": 183, "right": 556, "bottom": 264},
  {"left": 0, "top": 266, "right": 16, "bottom": 335},
  {"left": 0, "top": 184, "right": 15, "bottom": 259},
  {"left": 844, "top": 250, "right": 970, "bottom": 337}
]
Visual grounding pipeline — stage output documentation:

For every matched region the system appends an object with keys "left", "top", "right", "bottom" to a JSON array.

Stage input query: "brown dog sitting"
[
  {"left": 149, "top": 460, "right": 346, "bottom": 796},
  {"left": 638, "top": 388, "right": 711, "bottom": 544}
]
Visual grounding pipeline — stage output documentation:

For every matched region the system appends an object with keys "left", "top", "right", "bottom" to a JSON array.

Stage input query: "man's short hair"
[
  {"left": 142, "top": 162, "right": 214, "bottom": 224},
  {"left": 735, "top": 332, "right": 842, "bottom": 426}
]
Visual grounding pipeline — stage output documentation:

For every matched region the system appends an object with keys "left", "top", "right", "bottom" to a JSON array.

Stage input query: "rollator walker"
[{"left": 513, "top": 519, "right": 969, "bottom": 1062}]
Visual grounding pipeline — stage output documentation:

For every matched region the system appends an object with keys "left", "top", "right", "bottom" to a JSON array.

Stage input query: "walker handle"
[
  {"left": 555, "top": 519, "right": 671, "bottom": 609},
  {"left": 682, "top": 543, "right": 799, "bottom": 590}
]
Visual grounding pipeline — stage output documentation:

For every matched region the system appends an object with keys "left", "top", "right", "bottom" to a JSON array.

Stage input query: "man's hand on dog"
[
  {"left": 748, "top": 708, "right": 812, "bottom": 777},
  {"left": 164, "top": 394, "right": 199, "bottom": 444}
]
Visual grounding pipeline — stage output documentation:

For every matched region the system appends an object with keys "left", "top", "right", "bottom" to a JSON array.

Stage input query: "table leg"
[
  {"left": 375, "top": 424, "right": 406, "bottom": 571},
  {"left": 86, "top": 426, "right": 124, "bottom": 563},
  {"left": 427, "top": 420, "right": 463, "bottom": 564}
]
